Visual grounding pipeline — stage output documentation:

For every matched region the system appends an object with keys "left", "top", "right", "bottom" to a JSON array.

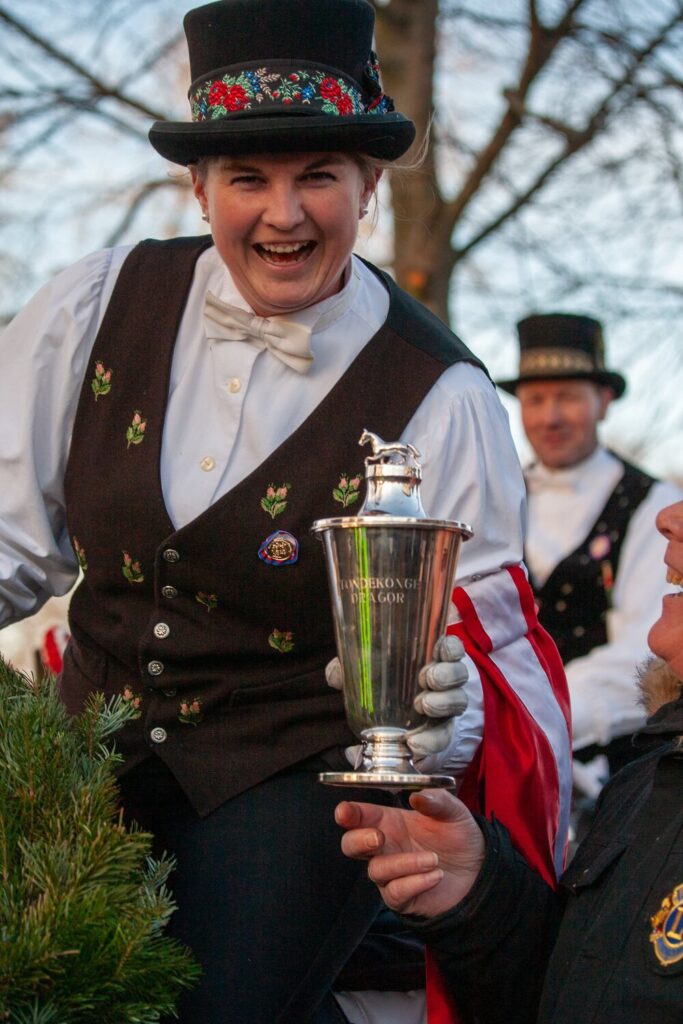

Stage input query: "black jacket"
[{"left": 408, "top": 693, "right": 683, "bottom": 1023}]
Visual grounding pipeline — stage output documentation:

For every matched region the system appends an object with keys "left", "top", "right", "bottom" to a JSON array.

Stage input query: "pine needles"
[{"left": 0, "top": 658, "right": 200, "bottom": 1022}]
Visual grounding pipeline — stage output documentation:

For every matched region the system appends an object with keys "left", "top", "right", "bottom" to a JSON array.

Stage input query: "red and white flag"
[{"left": 426, "top": 563, "right": 572, "bottom": 1023}]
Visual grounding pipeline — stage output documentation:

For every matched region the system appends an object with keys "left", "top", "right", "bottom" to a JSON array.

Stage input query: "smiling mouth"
[{"left": 255, "top": 241, "right": 316, "bottom": 265}]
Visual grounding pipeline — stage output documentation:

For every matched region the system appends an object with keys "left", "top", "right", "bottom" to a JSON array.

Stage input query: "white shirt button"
[
  {"left": 227, "top": 377, "right": 241, "bottom": 394},
  {"left": 150, "top": 727, "right": 167, "bottom": 744},
  {"left": 200, "top": 455, "right": 216, "bottom": 472}
]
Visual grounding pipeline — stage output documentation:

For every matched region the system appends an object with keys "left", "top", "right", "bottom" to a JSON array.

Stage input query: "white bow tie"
[{"left": 204, "top": 290, "right": 313, "bottom": 374}]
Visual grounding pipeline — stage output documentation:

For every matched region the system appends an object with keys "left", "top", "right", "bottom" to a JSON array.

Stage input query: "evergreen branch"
[{"left": 0, "top": 658, "right": 200, "bottom": 1020}]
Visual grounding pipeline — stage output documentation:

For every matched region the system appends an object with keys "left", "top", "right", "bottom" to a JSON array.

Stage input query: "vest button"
[
  {"left": 147, "top": 660, "right": 165, "bottom": 676},
  {"left": 154, "top": 622, "right": 170, "bottom": 639},
  {"left": 163, "top": 548, "right": 180, "bottom": 563},
  {"left": 162, "top": 688, "right": 177, "bottom": 698},
  {"left": 162, "top": 585, "right": 179, "bottom": 599},
  {"left": 150, "top": 727, "right": 167, "bottom": 744}
]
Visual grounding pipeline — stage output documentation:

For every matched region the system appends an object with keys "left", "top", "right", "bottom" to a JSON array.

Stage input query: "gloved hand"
[{"left": 325, "top": 635, "right": 469, "bottom": 770}]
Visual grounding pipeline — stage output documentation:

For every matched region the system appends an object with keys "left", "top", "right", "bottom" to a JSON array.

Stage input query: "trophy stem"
[
  {"left": 361, "top": 727, "right": 418, "bottom": 775},
  {"left": 319, "top": 728, "right": 456, "bottom": 791}
]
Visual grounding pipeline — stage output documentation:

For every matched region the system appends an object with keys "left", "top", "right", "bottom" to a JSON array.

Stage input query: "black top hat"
[
  {"left": 496, "top": 313, "right": 626, "bottom": 399},
  {"left": 149, "top": 0, "right": 416, "bottom": 164}
]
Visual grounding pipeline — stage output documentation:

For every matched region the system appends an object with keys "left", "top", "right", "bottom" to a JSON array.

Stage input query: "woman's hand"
[{"left": 335, "top": 789, "right": 485, "bottom": 917}]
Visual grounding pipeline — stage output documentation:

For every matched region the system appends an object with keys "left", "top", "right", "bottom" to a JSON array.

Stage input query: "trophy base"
[{"left": 318, "top": 770, "right": 456, "bottom": 792}]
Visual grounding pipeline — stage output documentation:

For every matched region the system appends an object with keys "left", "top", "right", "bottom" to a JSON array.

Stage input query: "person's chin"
[{"left": 647, "top": 605, "right": 682, "bottom": 667}]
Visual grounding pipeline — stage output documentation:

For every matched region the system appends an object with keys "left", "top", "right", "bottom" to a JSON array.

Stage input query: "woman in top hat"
[{"left": 0, "top": 2, "right": 571, "bottom": 1022}]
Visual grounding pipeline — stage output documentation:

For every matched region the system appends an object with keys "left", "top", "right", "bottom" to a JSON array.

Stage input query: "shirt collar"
[{"left": 524, "top": 446, "right": 610, "bottom": 494}]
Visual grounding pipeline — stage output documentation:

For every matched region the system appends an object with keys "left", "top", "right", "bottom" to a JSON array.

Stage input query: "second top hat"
[{"left": 496, "top": 313, "right": 626, "bottom": 398}]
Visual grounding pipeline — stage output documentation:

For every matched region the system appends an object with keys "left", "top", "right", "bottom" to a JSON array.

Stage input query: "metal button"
[
  {"left": 200, "top": 455, "right": 216, "bottom": 472},
  {"left": 150, "top": 727, "right": 167, "bottom": 744},
  {"left": 163, "top": 548, "right": 180, "bottom": 563},
  {"left": 227, "top": 377, "right": 241, "bottom": 393},
  {"left": 154, "top": 622, "right": 170, "bottom": 639},
  {"left": 162, "top": 585, "right": 178, "bottom": 599},
  {"left": 147, "top": 660, "right": 165, "bottom": 676},
  {"left": 162, "top": 688, "right": 177, "bottom": 698}
]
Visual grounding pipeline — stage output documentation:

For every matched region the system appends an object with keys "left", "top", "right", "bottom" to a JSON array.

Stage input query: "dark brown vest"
[{"left": 61, "top": 236, "right": 486, "bottom": 815}]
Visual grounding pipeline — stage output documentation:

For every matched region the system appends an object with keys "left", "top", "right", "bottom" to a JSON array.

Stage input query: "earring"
[
  {"left": 360, "top": 206, "right": 369, "bottom": 217},
  {"left": 201, "top": 211, "right": 209, "bottom": 222}
]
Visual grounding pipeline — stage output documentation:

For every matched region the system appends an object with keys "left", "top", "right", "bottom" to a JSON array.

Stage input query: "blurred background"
[{"left": 1, "top": 0, "right": 682, "bottom": 668}]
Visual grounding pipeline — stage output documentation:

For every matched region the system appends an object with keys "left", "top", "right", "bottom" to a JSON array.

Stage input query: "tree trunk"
[{"left": 375, "top": 0, "right": 451, "bottom": 324}]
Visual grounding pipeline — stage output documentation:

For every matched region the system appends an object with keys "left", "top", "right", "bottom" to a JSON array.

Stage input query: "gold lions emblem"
[{"left": 650, "top": 884, "right": 683, "bottom": 966}]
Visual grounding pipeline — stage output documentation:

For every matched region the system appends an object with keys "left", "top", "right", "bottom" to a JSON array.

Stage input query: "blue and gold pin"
[
  {"left": 258, "top": 530, "right": 299, "bottom": 566},
  {"left": 650, "top": 884, "right": 683, "bottom": 966}
]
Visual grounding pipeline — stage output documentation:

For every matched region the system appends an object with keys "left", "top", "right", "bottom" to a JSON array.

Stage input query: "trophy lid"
[
  {"left": 311, "top": 429, "right": 473, "bottom": 538},
  {"left": 356, "top": 428, "right": 426, "bottom": 518}
]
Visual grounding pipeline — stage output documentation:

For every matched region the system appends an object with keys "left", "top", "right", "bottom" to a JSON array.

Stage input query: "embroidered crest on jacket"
[{"left": 650, "top": 884, "right": 683, "bottom": 966}]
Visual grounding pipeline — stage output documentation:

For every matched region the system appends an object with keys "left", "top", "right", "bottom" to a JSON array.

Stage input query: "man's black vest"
[
  {"left": 60, "top": 236, "right": 486, "bottom": 815},
  {"left": 532, "top": 459, "right": 655, "bottom": 663},
  {"left": 531, "top": 458, "right": 654, "bottom": 769}
]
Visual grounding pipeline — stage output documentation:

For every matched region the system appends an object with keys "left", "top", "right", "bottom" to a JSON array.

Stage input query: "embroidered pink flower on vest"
[{"left": 91, "top": 360, "right": 112, "bottom": 400}]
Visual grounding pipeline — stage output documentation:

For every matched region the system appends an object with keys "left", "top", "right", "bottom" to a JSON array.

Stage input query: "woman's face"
[
  {"left": 648, "top": 500, "right": 683, "bottom": 679},
  {"left": 191, "top": 151, "right": 377, "bottom": 317}
]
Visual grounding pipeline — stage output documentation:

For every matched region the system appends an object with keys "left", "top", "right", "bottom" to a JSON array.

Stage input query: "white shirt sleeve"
[
  {"left": 0, "top": 247, "right": 128, "bottom": 626},
  {"left": 402, "top": 361, "right": 526, "bottom": 578},
  {"left": 401, "top": 364, "right": 529, "bottom": 774},
  {"left": 567, "top": 478, "right": 683, "bottom": 748}
]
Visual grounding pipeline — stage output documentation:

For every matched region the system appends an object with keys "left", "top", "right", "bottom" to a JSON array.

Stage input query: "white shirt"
[
  {"left": 525, "top": 446, "right": 682, "bottom": 749},
  {"left": 0, "top": 242, "right": 529, "bottom": 773}
]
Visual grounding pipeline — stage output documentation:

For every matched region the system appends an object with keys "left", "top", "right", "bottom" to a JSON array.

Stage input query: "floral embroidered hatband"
[{"left": 190, "top": 62, "right": 393, "bottom": 122}]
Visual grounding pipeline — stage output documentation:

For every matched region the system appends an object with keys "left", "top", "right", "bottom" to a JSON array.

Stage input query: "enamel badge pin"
[
  {"left": 650, "top": 884, "right": 683, "bottom": 966},
  {"left": 258, "top": 530, "right": 299, "bottom": 566}
]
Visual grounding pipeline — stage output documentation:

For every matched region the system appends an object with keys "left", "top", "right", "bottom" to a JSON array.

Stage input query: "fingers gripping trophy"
[{"left": 312, "top": 430, "right": 473, "bottom": 789}]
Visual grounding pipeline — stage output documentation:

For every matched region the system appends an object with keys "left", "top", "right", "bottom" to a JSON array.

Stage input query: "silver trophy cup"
[{"left": 312, "top": 430, "right": 472, "bottom": 790}]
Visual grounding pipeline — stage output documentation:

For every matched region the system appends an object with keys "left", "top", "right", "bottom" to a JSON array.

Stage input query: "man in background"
[{"left": 497, "top": 313, "right": 681, "bottom": 814}]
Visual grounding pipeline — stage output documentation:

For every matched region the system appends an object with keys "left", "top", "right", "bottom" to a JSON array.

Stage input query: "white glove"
[{"left": 325, "top": 634, "right": 468, "bottom": 769}]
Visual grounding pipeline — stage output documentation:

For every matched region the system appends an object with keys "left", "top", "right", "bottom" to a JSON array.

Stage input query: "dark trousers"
[{"left": 118, "top": 755, "right": 391, "bottom": 1024}]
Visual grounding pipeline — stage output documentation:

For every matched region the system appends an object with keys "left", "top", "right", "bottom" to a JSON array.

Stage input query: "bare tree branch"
[
  {"left": 0, "top": 4, "right": 170, "bottom": 122},
  {"left": 448, "top": 6, "right": 683, "bottom": 265},
  {"left": 430, "top": 0, "right": 588, "bottom": 251}
]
